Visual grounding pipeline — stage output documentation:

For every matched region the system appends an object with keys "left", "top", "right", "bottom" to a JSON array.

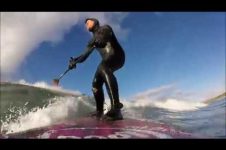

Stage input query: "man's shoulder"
[{"left": 100, "top": 25, "right": 113, "bottom": 31}]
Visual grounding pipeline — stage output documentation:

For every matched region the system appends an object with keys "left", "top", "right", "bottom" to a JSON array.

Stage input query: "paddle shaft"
[{"left": 58, "top": 68, "right": 70, "bottom": 80}]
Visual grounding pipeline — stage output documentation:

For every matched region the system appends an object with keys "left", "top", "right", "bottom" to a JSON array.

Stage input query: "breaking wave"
[{"left": 0, "top": 81, "right": 225, "bottom": 137}]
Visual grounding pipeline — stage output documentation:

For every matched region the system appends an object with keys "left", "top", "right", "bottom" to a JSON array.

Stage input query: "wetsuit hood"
[{"left": 85, "top": 18, "right": 100, "bottom": 32}]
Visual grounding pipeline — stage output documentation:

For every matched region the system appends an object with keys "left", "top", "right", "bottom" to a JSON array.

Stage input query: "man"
[{"left": 68, "top": 18, "right": 125, "bottom": 120}]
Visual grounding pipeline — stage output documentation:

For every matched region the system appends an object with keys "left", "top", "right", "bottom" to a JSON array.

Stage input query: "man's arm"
[{"left": 75, "top": 38, "right": 95, "bottom": 63}]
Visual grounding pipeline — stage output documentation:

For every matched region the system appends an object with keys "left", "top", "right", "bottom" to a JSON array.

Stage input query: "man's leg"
[
  {"left": 92, "top": 68, "right": 105, "bottom": 118},
  {"left": 101, "top": 64, "right": 123, "bottom": 120}
]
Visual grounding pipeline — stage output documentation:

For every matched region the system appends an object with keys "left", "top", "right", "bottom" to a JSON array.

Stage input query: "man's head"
[{"left": 85, "top": 18, "right": 99, "bottom": 32}]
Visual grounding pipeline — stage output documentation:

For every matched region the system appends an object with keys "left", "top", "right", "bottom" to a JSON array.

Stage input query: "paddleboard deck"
[{"left": 1, "top": 117, "right": 199, "bottom": 139}]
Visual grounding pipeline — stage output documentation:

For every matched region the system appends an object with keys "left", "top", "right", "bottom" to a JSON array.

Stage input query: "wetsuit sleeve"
[
  {"left": 76, "top": 38, "right": 95, "bottom": 63},
  {"left": 94, "top": 25, "right": 113, "bottom": 48}
]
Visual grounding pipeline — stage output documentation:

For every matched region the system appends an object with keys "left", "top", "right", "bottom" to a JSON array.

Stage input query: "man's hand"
[{"left": 68, "top": 57, "right": 77, "bottom": 70}]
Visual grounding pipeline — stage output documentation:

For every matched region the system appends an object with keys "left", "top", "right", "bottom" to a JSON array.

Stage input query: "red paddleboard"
[{"left": 1, "top": 117, "right": 199, "bottom": 139}]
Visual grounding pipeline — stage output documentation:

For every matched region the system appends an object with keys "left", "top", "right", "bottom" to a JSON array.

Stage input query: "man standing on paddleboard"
[{"left": 68, "top": 18, "right": 125, "bottom": 120}]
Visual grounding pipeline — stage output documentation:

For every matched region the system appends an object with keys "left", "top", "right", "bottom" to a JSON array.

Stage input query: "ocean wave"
[
  {"left": 1, "top": 81, "right": 225, "bottom": 137},
  {"left": 1, "top": 96, "right": 95, "bottom": 134}
]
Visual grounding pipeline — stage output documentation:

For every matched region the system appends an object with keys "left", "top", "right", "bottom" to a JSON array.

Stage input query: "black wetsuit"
[{"left": 75, "top": 19, "right": 125, "bottom": 118}]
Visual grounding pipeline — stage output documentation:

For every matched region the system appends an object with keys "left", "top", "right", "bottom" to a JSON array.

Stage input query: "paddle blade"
[{"left": 52, "top": 79, "right": 60, "bottom": 86}]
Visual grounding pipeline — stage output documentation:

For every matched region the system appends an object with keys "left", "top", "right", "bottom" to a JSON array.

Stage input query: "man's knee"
[
  {"left": 92, "top": 80, "right": 101, "bottom": 93},
  {"left": 92, "top": 87, "right": 98, "bottom": 93}
]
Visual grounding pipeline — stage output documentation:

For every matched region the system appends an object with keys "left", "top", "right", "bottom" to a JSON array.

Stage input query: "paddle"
[{"left": 52, "top": 68, "right": 70, "bottom": 86}]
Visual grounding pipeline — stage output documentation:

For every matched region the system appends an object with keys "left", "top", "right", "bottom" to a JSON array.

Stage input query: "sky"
[{"left": 1, "top": 12, "right": 225, "bottom": 101}]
